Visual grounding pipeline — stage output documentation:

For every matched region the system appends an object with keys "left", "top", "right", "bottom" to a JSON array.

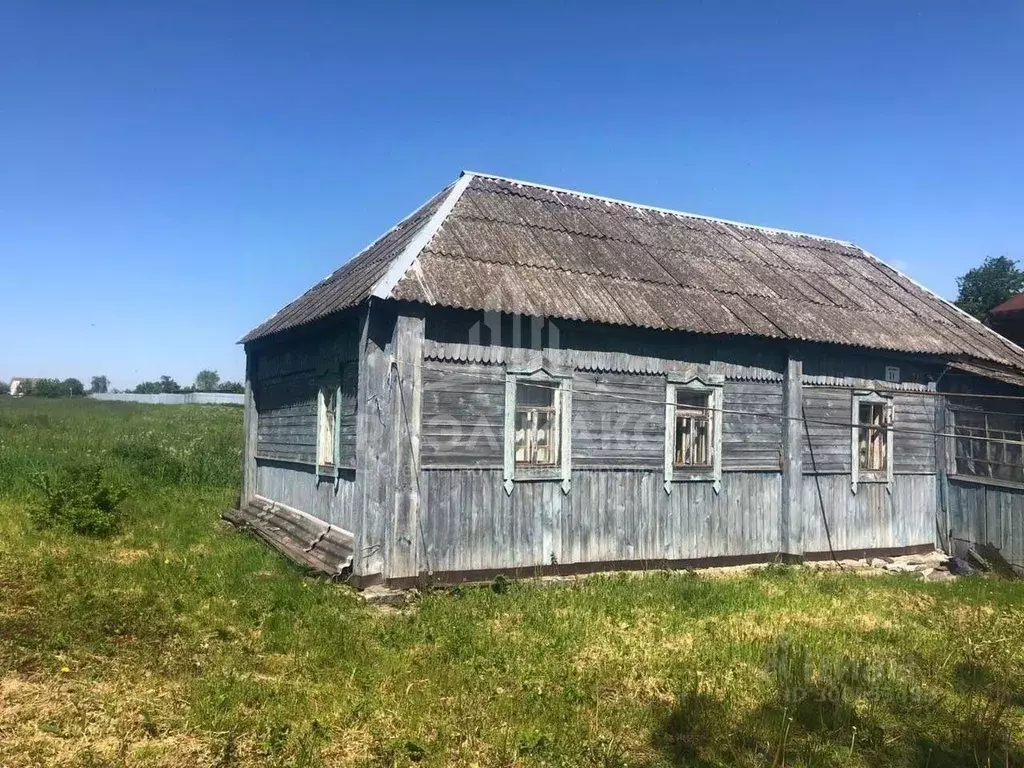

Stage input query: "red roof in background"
[{"left": 989, "top": 293, "right": 1024, "bottom": 317}]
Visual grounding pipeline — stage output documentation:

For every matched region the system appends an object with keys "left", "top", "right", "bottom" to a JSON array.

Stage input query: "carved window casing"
[
  {"left": 664, "top": 375, "right": 723, "bottom": 493},
  {"left": 851, "top": 390, "right": 893, "bottom": 493},
  {"left": 503, "top": 365, "right": 572, "bottom": 494}
]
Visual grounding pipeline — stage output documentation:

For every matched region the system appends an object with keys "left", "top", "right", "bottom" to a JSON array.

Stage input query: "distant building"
[
  {"left": 987, "top": 294, "right": 1024, "bottom": 347},
  {"left": 9, "top": 378, "right": 31, "bottom": 397}
]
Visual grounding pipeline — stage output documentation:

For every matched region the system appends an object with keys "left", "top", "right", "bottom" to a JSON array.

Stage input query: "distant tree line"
[
  {"left": 132, "top": 370, "right": 243, "bottom": 395},
  {"left": 1, "top": 370, "right": 242, "bottom": 398},
  {"left": 5, "top": 378, "right": 87, "bottom": 398}
]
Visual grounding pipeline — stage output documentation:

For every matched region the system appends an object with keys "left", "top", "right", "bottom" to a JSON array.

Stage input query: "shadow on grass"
[{"left": 647, "top": 639, "right": 1024, "bottom": 768}]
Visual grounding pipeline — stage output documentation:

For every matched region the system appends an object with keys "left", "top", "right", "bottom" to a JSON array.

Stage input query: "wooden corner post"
[
  {"left": 354, "top": 302, "right": 425, "bottom": 584},
  {"left": 390, "top": 310, "right": 425, "bottom": 581},
  {"left": 781, "top": 355, "right": 804, "bottom": 559},
  {"left": 241, "top": 350, "right": 258, "bottom": 508}
]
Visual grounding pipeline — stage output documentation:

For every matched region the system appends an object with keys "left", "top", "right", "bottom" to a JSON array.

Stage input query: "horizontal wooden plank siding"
[
  {"left": 419, "top": 469, "right": 782, "bottom": 573},
  {"left": 254, "top": 326, "right": 360, "bottom": 465},
  {"left": 893, "top": 393, "right": 936, "bottom": 474},
  {"left": 256, "top": 370, "right": 317, "bottom": 464},
  {"left": 420, "top": 362, "right": 505, "bottom": 467},
  {"left": 572, "top": 372, "right": 663, "bottom": 468},
  {"left": 802, "top": 387, "right": 851, "bottom": 473},
  {"left": 948, "top": 478, "right": 1024, "bottom": 570},
  {"left": 802, "top": 474, "right": 935, "bottom": 553},
  {"left": 338, "top": 364, "right": 358, "bottom": 466},
  {"left": 255, "top": 460, "right": 359, "bottom": 531},
  {"left": 723, "top": 381, "right": 783, "bottom": 470}
]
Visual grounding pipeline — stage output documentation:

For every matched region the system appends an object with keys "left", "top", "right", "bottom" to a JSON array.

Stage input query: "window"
[
  {"left": 515, "top": 382, "right": 559, "bottom": 467},
  {"left": 316, "top": 384, "right": 339, "bottom": 476},
  {"left": 503, "top": 368, "right": 572, "bottom": 494},
  {"left": 851, "top": 391, "right": 893, "bottom": 492},
  {"left": 952, "top": 405, "right": 1024, "bottom": 484},
  {"left": 674, "top": 390, "right": 713, "bottom": 468},
  {"left": 858, "top": 401, "right": 888, "bottom": 471},
  {"left": 664, "top": 376, "right": 723, "bottom": 493}
]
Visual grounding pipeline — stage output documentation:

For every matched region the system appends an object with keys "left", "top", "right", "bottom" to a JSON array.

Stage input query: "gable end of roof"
[{"left": 370, "top": 172, "right": 474, "bottom": 301}]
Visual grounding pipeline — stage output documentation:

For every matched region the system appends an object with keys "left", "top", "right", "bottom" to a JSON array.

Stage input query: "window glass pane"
[
  {"left": 674, "top": 389, "right": 712, "bottom": 468},
  {"left": 517, "top": 382, "right": 554, "bottom": 408},
  {"left": 677, "top": 391, "right": 708, "bottom": 409},
  {"left": 857, "top": 401, "right": 887, "bottom": 472},
  {"left": 514, "top": 380, "right": 560, "bottom": 467}
]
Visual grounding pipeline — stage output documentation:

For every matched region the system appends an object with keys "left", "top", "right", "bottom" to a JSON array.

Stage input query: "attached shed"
[{"left": 237, "top": 171, "right": 1024, "bottom": 586}]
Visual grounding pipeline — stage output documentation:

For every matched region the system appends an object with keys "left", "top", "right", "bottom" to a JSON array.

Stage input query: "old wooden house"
[{"left": 236, "top": 172, "right": 1024, "bottom": 586}]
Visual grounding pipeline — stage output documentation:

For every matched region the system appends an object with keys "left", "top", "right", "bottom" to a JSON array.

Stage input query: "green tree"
[
  {"left": 62, "top": 378, "right": 85, "bottom": 397},
  {"left": 955, "top": 256, "right": 1024, "bottom": 321},
  {"left": 194, "top": 369, "right": 220, "bottom": 392},
  {"left": 217, "top": 380, "right": 244, "bottom": 394},
  {"left": 33, "top": 379, "right": 65, "bottom": 398},
  {"left": 90, "top": 375, "right": 109, "bottom": 394},
  {"left": 0, "top": 381, "right": 8, "bottom": 396},
  {"left": 159, "top": 375, "right": 180, "bottom": 394}
]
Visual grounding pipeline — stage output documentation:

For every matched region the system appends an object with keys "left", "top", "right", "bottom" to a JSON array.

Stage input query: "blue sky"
[{"left": 2, "top": 1, "right": 1022, "bottom": 389}]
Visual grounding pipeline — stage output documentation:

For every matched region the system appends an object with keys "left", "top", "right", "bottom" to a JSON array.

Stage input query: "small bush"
[{"left": 29, "top": 462, "right": 129, "bottom": 536}]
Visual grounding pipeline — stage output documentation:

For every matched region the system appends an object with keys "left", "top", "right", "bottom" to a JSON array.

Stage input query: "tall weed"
[{"left": 29, "top": 462, "right": 129, "bottom": 536}]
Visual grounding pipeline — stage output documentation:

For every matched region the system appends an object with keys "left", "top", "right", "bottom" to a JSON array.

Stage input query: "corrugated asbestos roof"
[{"left": 241, "top": 172, "right": 1024, "bottom": 372}]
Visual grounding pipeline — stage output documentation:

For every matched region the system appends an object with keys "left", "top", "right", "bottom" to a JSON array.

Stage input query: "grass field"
[{"left": 1, "top": 398, "right": 1024, "bottom": 767}]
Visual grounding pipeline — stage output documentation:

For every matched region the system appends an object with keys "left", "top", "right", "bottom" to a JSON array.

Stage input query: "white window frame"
[
  {"left": 851, "top": 389, "right": 893, "bottom": 493},
  {"left": 316, "top": 380, "right": 342, "bottom": 479},
  {"left": 664, "top": 374, "right": 723, "bottom": 494},
  {"left": 503, "top": 365, "right": 572, "bottom": 495}
]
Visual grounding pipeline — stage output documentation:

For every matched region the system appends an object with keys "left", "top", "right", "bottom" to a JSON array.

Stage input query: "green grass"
[{"left": 1, "top": 397, "right": 1023, "bottom": 766}]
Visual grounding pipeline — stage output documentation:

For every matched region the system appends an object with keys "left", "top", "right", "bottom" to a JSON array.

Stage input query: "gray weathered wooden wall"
[
  {"left": 256, "top": 462, "right": 360, "bottom": 532},
  {"left": 419, "top": 469, "right": 783, "bottom": 573},
  {"left": 420, "top": 362, "right": 785, "bottom": 472},
  {"left": 943, "top": 376, "right": 1024, "bottom": 571},
  {"left": 254, "top": 327, "right": 359, "bottom": 465},
  {"left": 801, "top": 387, "right": 937, "bottom": 475},
  {"left": 248, "top": 316, "right": 362, "bottom": 531},
  {"left": 802, "top": 474, "right": 936, "bottom": 554},
  {"left": 802, "top": 388, "right": 851, "bottom": 473},
  {"left": 244, "top": 305, "right": 952, "bottom": 583},
  {"left": 948, "top": 479, "right": 1024, "bottom": 570},
  {"left": 724, "top": 382, "right": 783, "bottom": 470}
]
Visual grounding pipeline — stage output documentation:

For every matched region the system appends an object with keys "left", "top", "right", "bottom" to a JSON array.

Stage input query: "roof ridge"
[{"left": 463, "top": 169, "right": 858, "bottom": 249}]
